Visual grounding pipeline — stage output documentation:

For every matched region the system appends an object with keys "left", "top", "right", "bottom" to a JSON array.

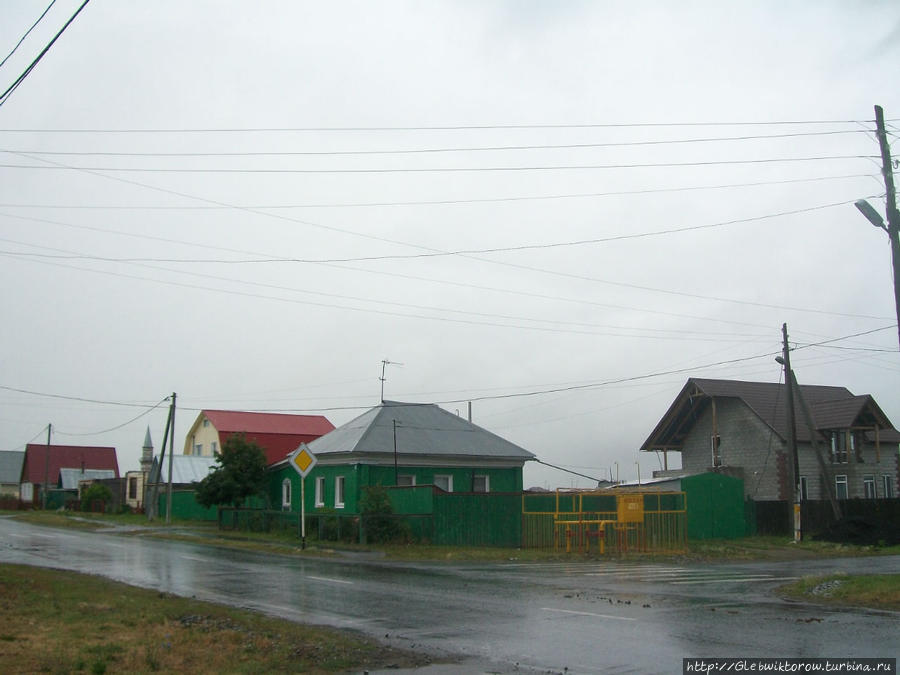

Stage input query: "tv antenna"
[{"left": 380, "top": 359, "right": 403, "bottom": 402}]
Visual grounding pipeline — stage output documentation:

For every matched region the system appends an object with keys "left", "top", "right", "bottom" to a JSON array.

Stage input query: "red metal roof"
[
  {"left": 202, "top": 410, "right": 335, "bottom": 465},
  {"left": 202, "top": 410, "right": 335, "bottom": 436},
  {"left": 22, "top": 444, "right": 119, "bottom": 485}
]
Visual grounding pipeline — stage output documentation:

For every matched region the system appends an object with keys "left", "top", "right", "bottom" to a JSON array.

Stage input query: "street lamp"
[{"left": 855, "top": 200, "right": 886, "bottom": 231}]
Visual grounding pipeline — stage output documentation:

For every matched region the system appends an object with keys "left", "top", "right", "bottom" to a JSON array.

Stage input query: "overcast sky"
[{"left": 2, "top": 1, "right": 899, "bottom": 489}]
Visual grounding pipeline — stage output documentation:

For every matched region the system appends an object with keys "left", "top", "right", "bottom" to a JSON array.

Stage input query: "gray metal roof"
[
  {"left": 0, "top": 451, "right": 24, "bottom": 484},
  {"left": 151, "top": 455, "right": 217, "bottom": 484},
  {"left": 307, "top": 401, "right": 535, "bottom": 462},
  {"left": 59, "top": 468, "right": 116, "bottom": 489}
]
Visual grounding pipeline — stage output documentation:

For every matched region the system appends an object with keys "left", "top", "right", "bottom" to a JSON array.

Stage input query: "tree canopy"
[{"left": 195, "top": 433, "right": 268, "bottom": 508}]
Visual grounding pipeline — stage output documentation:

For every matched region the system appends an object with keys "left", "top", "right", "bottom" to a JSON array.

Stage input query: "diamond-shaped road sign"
[{"left": 287, "top": 443, "right": 317, "bottom": 478}]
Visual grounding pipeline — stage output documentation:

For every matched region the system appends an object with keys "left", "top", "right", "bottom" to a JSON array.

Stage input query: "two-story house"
[{"left": 641, "top": 378, "right": 900, "bottom": 502}]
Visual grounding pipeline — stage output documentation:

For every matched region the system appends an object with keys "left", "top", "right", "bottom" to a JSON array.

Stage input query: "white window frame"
[
  {"left": 314, "top": 476, "right": 325, "bottom": 507},
  {"left": 882, "top": 475, "right": 895, "bottom": 499},
  {"left": 710, "top": 434, "right": 722, "bottom": 467},
  {"left": 281, "top": 478, "right": 292, "bottom": 510},
  {"left": 798, "top": 475, "right": 808, "bottom": 501},
  {"left": 473, "top": 475, "right": 490, "bottom": 493},
  {"left": 434, "top": 474, "right": 453, "bottom": 492},
  {"left": 397, "top": 474, "right": 416, "bottom": 486},
  {"left": 335, "top": 476, "right": 345, "bottom": 508},
  {"left": 835, "top": 474, "right": 848, "bottom": 500},
  {"left": 830, "top": 432, "right": 849, "bottom": 464},
  {"left": 863, "top": 475, "right": 876, "bottom": 499},
  {"left": 194, "top": 443, "right": 203, "bottom": 456},
  {"left": 211, "top": 441, "right": 217, "bottom": 455}
]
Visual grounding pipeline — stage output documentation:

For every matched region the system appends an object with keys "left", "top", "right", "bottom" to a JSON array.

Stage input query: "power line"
[
  {"left": 1, "top": 251, "right": 777, "bottom": 341},
  {"left": 55, "top": 397, "right": 169, "bottom": 436},
  {"left": 0, "top": 129, "right": 870, "bottom": 157},
  {"left": 0, "top": 384, "right": 160, "bottom": 409},
  {"left": 0, "top": 0, "right": 91, "bottom": 108},
  {"left": 0, "top": 118, "right": 891, "bottom": 132},
  {"left": 0, "top": 155, "right": 877, "bottom": 174},
  {"left": 0, "top": 173, "right": 875, "bottom": 210},
  {"left": 0, "top": 196, "right": 861, "bottom": 264},
  {"left": 4, "top": 152, "right": 889, "bottom": 326},
  {"left": 0, "top": 0, "right": 58, "bottom": 69},
  {"left": 2, "top": 195, "right": 892, "bottom": 324},
  {"left": 0, "top": 211, "right": 791, "bottom": 331}
]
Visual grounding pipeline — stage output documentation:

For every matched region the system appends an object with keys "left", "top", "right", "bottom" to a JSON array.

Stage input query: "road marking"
[
  {"left": 672, "top": 576, "right": 799, "bottom": 585},
  {"left": 181, "top": 555, "right": 208, "bottom": 563},
  {"left": 307, "top": 575, "right": 353, "bottom": 585},
  {"left": 542, "top": 607, "right": 636, "bottom": 621}
]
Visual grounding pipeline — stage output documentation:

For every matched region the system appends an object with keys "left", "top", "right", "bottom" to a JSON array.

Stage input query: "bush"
[
  {"left": 80, "top": 484, "right": 113, "bottom": 513},
  {"left": 359, "top": 485, "right": 408, "bottom": 544}
]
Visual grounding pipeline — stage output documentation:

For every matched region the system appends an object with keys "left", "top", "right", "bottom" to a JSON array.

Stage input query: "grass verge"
[
  {"left": 779, "top": 573, "right": 900, "bottom": 611},
  {"left": 0, "top": 563, "right": 435, "bottom": 674}
]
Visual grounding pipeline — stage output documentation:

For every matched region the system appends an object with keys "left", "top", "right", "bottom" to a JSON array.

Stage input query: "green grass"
[
  {"left": 780, "top": 573, "right": 900, "bottom": 610},
  {"left": 0, "top": 563, "right": 435, "bottom": 673}
]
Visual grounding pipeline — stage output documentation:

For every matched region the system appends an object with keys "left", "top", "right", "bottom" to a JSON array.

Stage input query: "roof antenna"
[{"left": 380, "top": 359, "right": 403, "bottom": 403}]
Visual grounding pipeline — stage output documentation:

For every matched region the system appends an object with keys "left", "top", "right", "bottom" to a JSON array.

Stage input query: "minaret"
[{"left": 140, "top": 427, "right": 153, "bottom": 475}]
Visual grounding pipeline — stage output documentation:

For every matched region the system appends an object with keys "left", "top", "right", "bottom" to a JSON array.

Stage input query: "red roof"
[
  {"left": 22, "top": 444, "right": 119, "bottom": 485},
  {"left": 203, "top": 410, "right": 334, "bottom": 436},
  {"left": 202, "top": 410, "right": 335, "bottom": 466}
]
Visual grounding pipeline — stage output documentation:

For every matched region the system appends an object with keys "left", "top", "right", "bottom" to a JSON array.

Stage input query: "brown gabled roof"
[{"left": 641, "top": 378, "right": 900, "bottom": 451}]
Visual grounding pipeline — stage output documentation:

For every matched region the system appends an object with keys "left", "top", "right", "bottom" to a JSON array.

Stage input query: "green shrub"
[{"left": 80, "top": 484, "right": 113, "bottom": 513}]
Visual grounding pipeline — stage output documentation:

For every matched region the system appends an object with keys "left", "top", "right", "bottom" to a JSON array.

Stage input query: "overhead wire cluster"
[{"left": 1, "top": 114, "right": 897, "bottom": 450}]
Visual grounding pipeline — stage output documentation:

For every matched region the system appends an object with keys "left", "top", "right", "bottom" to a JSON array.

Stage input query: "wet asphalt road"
[{"left": 0, "top": 517, "right": 896, "bottom": 674}]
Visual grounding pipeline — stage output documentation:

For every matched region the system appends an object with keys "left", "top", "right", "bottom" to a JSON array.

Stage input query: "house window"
[
  {"left": 281, "top": 478, "right": 292, "bottom": 510},
  {"left": 473, "top": 475, "right": 489, "bottom": 493},
  {"left": 397, "top": 474, "right": 415, "bottom": 486},
  {"left": 835, "top": 474, "right": 848, "bottom": 500},
  {"left": 203, "top": 419, "right": 209, "bottom": 427},
  {"left": 194, "top": 443, "right": 203, "bottom": 455},
  {"left": 434, "top": 474, "right": 453, "bottom": 492},
  {"left": 863, "top": 475, "right": 876, "bottom": 499},
  {"left": 128, "top": 477, "right": 138, "bottom": 500},
  {"left": 710, "top": 434, "right": 722, "bottom": 467},
  {"left": 798, "top": 476, "right": 808, "bottom": 501},
  {"left": 335, "top": 476, "right": 345, "bottom": 508},
  {"left": 883, "top": 475, "right": 895, "bottom": 499},
  {"left": 211, "top": 441, "right": 217, "bottom": 455},
  {"left": 830, "top": 432, "right": 849, "bottom": 463},
  {"left": 314, "top": 476, "right": 325, "bottom": 507}
]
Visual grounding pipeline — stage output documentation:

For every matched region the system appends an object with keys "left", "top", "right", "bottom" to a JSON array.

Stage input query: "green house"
[{"left": 268, "top": 401, "right": 535, "bottom": 543}]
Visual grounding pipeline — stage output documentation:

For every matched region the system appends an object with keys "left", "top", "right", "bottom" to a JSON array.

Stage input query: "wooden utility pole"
[
  {"left": 42, "top": 423, "right": 51, "bottom": 510},
  {"left": 165, "top": 392, "right": 176, "bottom": 525},
  {"left": 779, "top": 324, "right": 801, "bottom": 542},
  {"left": 148, "top": 397, "right": 174, "bottom": 521},
  {"left": 873, "top": 105, "right": 900, "bottom": 349}
]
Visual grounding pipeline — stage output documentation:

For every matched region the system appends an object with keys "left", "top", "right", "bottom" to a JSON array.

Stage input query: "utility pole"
[
  {"left": 148, "top": 395, "right": 174, "bottom": 522},
  {"left": 165, "top": 392, "right": 176, "bottom": 525},
  {"left": 42, "top": 423, "right": 51, "bottom": 510},
  {"left": 856, "top": 105, "right": 900, "bottom": 349},
  {"left": 777, "top": 323, "right": 801, "bottom": 543}
]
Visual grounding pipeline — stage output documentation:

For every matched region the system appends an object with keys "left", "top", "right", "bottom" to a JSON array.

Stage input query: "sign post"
[{"left": 287, "top": 443, "right": 317, "bottom": 550}]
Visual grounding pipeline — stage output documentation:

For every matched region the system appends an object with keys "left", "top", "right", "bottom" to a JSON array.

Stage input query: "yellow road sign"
[{"left": 288, "top": 443, "right": 317, "bottom": 477}]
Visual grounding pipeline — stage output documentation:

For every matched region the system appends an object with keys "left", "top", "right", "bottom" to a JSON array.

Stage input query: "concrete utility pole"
[{"left": 855, "top": 105, "right": 900, "bottom": 350}]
